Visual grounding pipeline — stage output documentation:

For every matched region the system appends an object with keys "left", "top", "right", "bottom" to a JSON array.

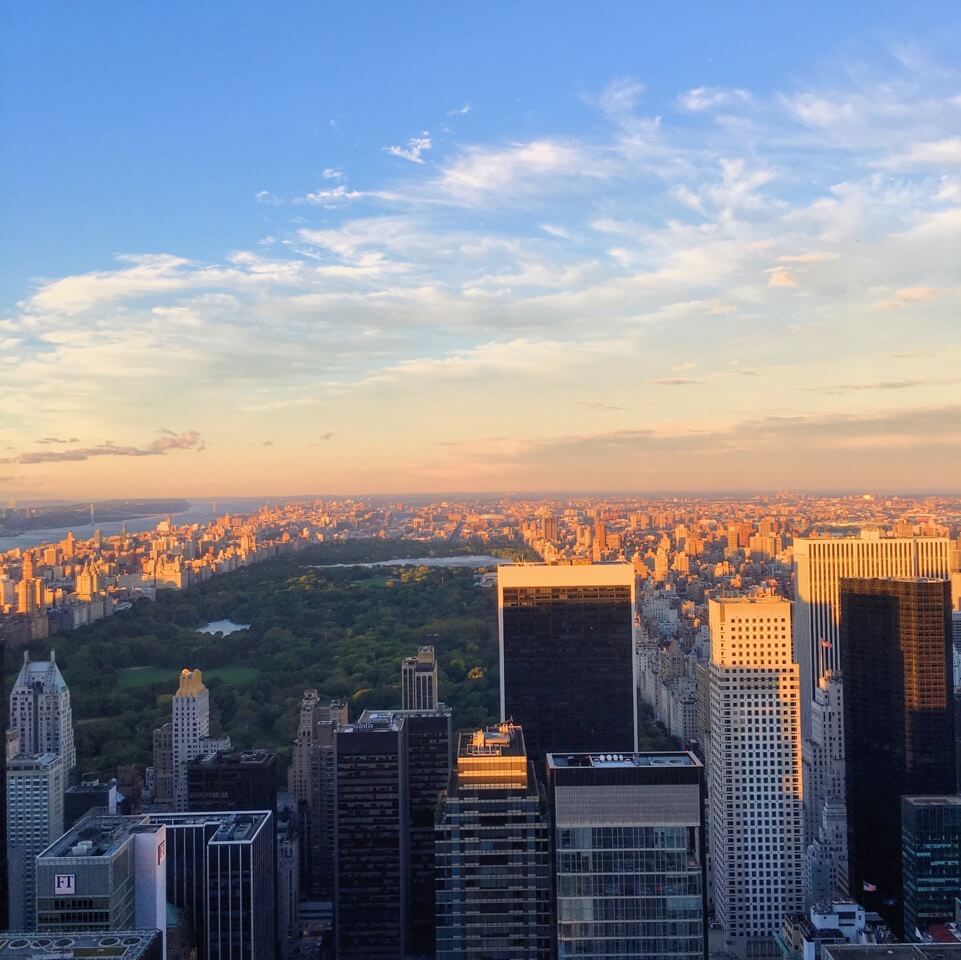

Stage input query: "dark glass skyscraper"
[
  {"left": 186, "top": 749, "right": 277, "bottom": 819},
  {"left": 335, "top": 713, "right": 409, "bottom": 960},
  {"left": 498, "top": 564, "right": 636, "bottom": 766},
  {"left": 359, "top": 707, "right": 452, "bottom": 959},
  {"left": 901, "top": 795, "right": 961, "bottom": 939},
  {"left": 840, "top": 577, "right": 956, "bottom": 932}
]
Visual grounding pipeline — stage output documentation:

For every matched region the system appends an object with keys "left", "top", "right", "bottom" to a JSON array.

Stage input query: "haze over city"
[{"left": 2, "top": 2, "right": 960, "bottom": 499}]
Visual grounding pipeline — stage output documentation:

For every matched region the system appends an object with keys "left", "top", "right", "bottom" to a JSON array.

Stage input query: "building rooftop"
[
  {"left": 823, "top": 947, "right": 961, "bottom": 960},
  {"left": 175, "top": 667, "right": 205, "bottom": 697},
  {"left": 341, "top": 711, "right": 405, "bottom": 734},
  {"left": 497, "top": 561, "right": 634, "bottom": 589},
  {"left": 903, "top": 795, "right": 961, "bottom": 808},
  {"left": 12, "top": 652, "right": 68, "bottom": 694},
  {"left": 547, "top": 750, "right": 701, "bottom": 769},
  {"left": 0, "top": 931, "right": 161, "bottom": 960},
  {"left": 458, "top": 723, "right": 526, "bottom": 759},
  {"left": 358, "top": 706, "right": 451, "bottom": 723},
  {"left": 39, "top": 814, "right": 153, "bottom": 860},
  {"left": 187, "top": 749, "right": 275, "bottom": 768}
]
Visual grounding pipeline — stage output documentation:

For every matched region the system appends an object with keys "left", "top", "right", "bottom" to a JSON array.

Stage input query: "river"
[{"left": 0, "top": 498, "right": 269, "bottom": 554}]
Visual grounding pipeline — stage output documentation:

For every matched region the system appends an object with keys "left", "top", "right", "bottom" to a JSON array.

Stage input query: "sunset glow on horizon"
[{"left": 3, "top": 4, "right": 960, "bottom": 500}]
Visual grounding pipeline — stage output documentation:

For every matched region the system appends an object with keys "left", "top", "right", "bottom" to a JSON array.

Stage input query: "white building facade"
[{"left": 708, "top": 595, "right": 803, "bottom": 958}]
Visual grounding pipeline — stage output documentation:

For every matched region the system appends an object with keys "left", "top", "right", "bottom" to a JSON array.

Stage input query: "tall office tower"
[
  {"left": 147, "top": 811, "right": 276, "bottom": 960},
  {"left": 335, "top": 712, "right": 409, "bottom": 960},
  {"left": 172, "top": 668, "right": 210, "bottom": 811},
  {"left": 288, "top": 691, "right": 347, "bottom": 899},
  {"left": 358, "top": 707, "right": 452, "bottom": 958},
  {"left": 35, "top": 814, "right": 167, "bottom": 950},
  {"left": 9, "top": 650, "right": 77, "bottom": 776},
  {"left": 901, "top": 796, "right": 961, "bottom": 939},
  {"left": 435, "top": 724, "right": 551, "bottom": 960},
  {"left": 840, "top": 577, "right": 956, "bottom": 933},
  {"left": 6, "top": 752, "right": 65, "bottom": 930},
  {"left": 401, "top": 645, "right": 438, "bottom": 710},
  {"left": 795, "top": 535, "right": 953, "bottom": 891},
  {"left": 186, "top": 749, "right": 277, "bottom": 818},
  {"left": 708, "top": 596, "right": 803, "bottom": 958},
  {"left": 541, "top": 515, "right": 559, "bottom": 542},
  {"left": 546, "top": 751, "right": 708, "bottom": 960},
  {"left": 498, "top": 563, "right": 636, "bottom": 766},
  {"left": 794, "top": 534, "right": 951, "bottom": 720},
  {"left": 151, "top": 722, "right": 174, "bottom": 805}
]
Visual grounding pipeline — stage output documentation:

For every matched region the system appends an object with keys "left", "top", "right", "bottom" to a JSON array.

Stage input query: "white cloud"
[
  {"left": 882, "top": 137, "right": 961, "bottom": 169},
  {"left": 446, "top": 103, "right": 471, "bottom": 116},
  {"left": 322, "top": 168, "right": 344, "bottom": 180},
  {"left": 385, "top": 133, "right": 432, "bottom": 164},
  {"left": 678, "top": 86, "right": 751, "bottom": 112}
]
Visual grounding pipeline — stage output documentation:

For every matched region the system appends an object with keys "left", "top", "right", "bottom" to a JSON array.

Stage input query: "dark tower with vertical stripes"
[{"left": 0, "top": 635, "right": 8, "bottom": 931}]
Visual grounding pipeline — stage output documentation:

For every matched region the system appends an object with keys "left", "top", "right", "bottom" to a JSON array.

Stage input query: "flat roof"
[
  {"left": 341, "top": 711, "right": 405, "bottom": 734},
  {"left": 903, "top": 795, "right": 961, "bottom": 807},
  {"left": 823, "top": 947, "right": 961, "bottom": 960},
  {"left": 548, "top": 751, "right": 701, "bottom": 769},
  {"left": 498, "top": 561, "right": 634, "bottom": 589},
  {"left": 40, "top": 815, "right": 140, "bottom": 861},
  {"left": 0, "top": 931, "right": 161, "bottom": 960}
]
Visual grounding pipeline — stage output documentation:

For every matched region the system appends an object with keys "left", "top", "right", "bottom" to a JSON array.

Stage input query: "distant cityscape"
[{"left": 1, "top": 494, "right": 960, "bottom": 960}]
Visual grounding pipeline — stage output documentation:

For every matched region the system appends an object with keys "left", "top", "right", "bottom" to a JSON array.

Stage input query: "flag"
[
  {"left": 863, "top": 881, "right": 877, "bottom": 892},
  {"left": 820, "top": 638, "right": 833, "bottom": 649}
]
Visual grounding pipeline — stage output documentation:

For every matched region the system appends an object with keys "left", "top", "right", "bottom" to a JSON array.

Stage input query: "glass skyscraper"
[
  {"left": 901, "top": 795, "right": 961, "bottom": 939},
  {"left": 546, "top": 751, "right": 707, "bottom": 960},
  {"left": 498, "top": 563, "right": 636, "bottom": 766},
  {"left": 840, "top": 577, "right": 956, "bottom": 933}
]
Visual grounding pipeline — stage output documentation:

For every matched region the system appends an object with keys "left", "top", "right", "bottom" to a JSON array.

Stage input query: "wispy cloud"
[
  {"left": 576, "top": 400, "right": 624, "bottom": 412},
  {"left": 36, "top": 437, "right": 79, "bottom": 445},
  {"left": 3, "top": 430, "right": 204, "bottom": 465},
  {"left": 677, "top": 86, "right": 751, "bottom": 112},
  {"left": 650, "top": 378, "right": 704, "bottom": 386},
  {"left": 446, "top": 103, "right": 471, "bottom": 117},
  {"left": 385, "top": 133, "right": 432, "bottom": 164}
]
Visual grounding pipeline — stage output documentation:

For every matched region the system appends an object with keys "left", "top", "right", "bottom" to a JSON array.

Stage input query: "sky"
[{"left": 2, "top": 2, "right": 960, "bottom": 499}]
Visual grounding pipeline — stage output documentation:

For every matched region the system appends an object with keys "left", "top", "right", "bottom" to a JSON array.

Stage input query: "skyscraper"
[
  {"left": 794, "top": 534, "right": 953, "bottom": 903},
  {"left": 794, "top": 535, "right": 951, "bottom": 718},
  {"left": 708, "top": 595, "right": 803, "bottom": 957},
  {"left": 546, "top": 751, "right": 707, "bottom": 960},
  {"left": 901, "top": 795, "right": 961, "bottom": 939},
  {"left": 169, "top": 668, "right": 233, "bottom": 812},
  {"left": 335, "top": 712, "right": 409, "bottom": 960},
  {"left": 186, "top": 749, "right": 277, "bottom": 818},
  {"left": 7, "top": 752, "right": 65, "bottom": 930},
  {"left": 840, "top": 577, "right": 956, "bottom": 932},
  {"left": 358, "top": 706, "right": 452, "bottom": 959},
  {"left": 288, "top": 691, "right": 347, "bottom": 899},
  {"left": 435, "top": 723, "right": 551, "bottom": 960},
  {"left": 9, "top": 650, "right": 76, "bottom": 776},
  {"left": 401, "top": 645, "right": 438, "bottom": 711},
  {"left": 498, "top": 563, "right": 636, "bottom": 766}
]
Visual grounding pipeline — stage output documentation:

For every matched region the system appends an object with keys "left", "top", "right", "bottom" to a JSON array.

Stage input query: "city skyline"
[{"left": 2, "top": 3, "right": 960, "bottom": 499}]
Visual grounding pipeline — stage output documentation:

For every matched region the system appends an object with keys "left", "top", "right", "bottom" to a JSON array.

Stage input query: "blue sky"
[{"left": 2, "top": 2, "right": 960, "bottom": 496}]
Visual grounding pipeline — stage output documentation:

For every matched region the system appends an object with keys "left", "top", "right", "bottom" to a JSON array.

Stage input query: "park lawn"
[{"left": 117, "top": 664, "right": 260, "bottom": 688}]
